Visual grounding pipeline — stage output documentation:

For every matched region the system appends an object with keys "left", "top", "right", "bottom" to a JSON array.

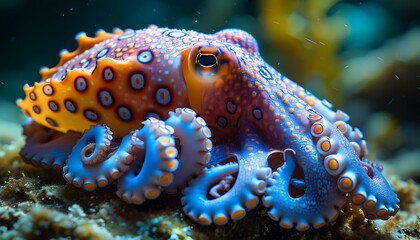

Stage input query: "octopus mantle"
[{"left": 17, "top": 26, "right": 399, "bottom": 231}]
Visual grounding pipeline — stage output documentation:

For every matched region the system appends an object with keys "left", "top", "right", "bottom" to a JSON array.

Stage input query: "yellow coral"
[
  {"left": 259, "top": 0, "right": 348, "bottom": 103},
  {"left": 341, "top": 27, "right": 420, "bottom": 94},
  {"left": 0, "top": 119, "right": 24, "bottom": 163}
]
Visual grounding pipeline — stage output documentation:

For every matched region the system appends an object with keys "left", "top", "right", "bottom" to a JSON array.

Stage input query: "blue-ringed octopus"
[{"left": 16, "top": 25, "right": 399, "bottom": 231}]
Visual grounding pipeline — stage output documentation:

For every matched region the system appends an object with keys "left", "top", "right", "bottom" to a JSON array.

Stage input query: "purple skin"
[{"left": 18, "top": 26, "right": 399, "bottom": 230}]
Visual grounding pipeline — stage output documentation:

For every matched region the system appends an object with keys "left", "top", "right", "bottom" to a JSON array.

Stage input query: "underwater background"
[{"left": 0, "top": 0, "right": 419, "bottom": 239}]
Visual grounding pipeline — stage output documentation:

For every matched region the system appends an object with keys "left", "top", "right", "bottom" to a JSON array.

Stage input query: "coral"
[
  {"left": 341, "top": 27, "right": 420, "bottom": 95},
  {"left": 0, "top": 171, "right": 194, "bottom": 239},
  {"left": 0, "top": 204, "right": 112, "bottom": 239},
  {"left": 340, "top": 28, "right": 420, "bottom": 157},
  {"left": 0, "top": 152, "right": 418, "bottom": 239},
  {"left": 374, "top": 173, "right": 420, "bottom": 239},
  {"left": 0, "top": 120, "right": 24, "bottom": 164},
  {"left": 259, "top": 0, "right": 348, "bottom": 102},
  {"left": 388, "top": 175, "right": 418, "bottom": 211},
  {"left": 136, "top": 215, "right": 193, "bottom": 240},
  {"left": 385, "top": 149, "right": 420, "bottom": 182}
]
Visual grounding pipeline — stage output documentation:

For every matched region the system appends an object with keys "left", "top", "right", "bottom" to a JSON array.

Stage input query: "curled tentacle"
[
  {"left": 309, "top": 114, "right": 400, "bottom": 220},
  {"left": 263, "top": 149, "right": 346, "bottom": 231},
  {"left": 182, "top": 127, "right": 271, "bottom": 226},
  {"left": 164, "top": 108, "right": 212, "bottom": 193},
  {"left": 116, "top": 118, "right": 178, "bottom": 205},
  {"left": 209, "top": 174, "right": 235, "bottom": 198},
  {"left": 63, "top": 124, "right": 138, "bottom": 191},
  {"left": 20, "top": 118, "right": 80, "bottom": 171}
]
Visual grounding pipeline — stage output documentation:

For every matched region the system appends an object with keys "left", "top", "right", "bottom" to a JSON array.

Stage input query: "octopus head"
[{"left": 181, "top": 29, "right": 260, "bottom": 122}]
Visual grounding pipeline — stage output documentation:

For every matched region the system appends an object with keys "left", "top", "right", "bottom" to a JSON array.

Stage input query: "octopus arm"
[
  {"left": 182, "top": 126, "right": 271, "bottom": 226},
  {"left": 116, "top": 118, "right": 179, "bottom": 205},
  {"left": 308, "top": 113, "right": 400, "bottom": 220},
  {"left": 263, "top": 148, "right": 346, "bottom": 231},
  {"left": 63, "top": 124, "right": 139, "bottom": 191},
  {"left": 324, "top": 125, "right": 400, "bottom": 220},
  {"left": 270, "top": 77, "right": 399, "bottom": 222},
  {"left": 163, "top": 108, "right": 213, "bottom": 193},
  {"left": 20, "top": 118, "right": 80, "bottom": 171},
  {"left": 281, "top": 76, "right": 370, "bottom": 161}
]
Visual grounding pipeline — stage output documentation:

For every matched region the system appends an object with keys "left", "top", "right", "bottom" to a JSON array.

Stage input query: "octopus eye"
[
  {"left": 183, "top": 43, "right": 236, "bottom": 113},
  {"left": 194, "top": 49, "right": 220, "bottom": 77},
  {"left": 197, "top": 53, "right": 218, "bottom": 67}
]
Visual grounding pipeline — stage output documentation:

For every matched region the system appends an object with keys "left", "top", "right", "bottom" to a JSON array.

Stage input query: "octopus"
[{"left": 17, "top": 25, "right": 399, "bottom": 231}]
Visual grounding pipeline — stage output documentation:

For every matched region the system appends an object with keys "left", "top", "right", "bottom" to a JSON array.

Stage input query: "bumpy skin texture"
[{"left": 17, "top": 26, "right": 399, "bottom": 230}]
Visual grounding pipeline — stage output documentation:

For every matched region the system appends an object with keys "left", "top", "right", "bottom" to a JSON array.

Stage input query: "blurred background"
[{"left": 1, "top": 0, "right": 419, "bottom": 181}]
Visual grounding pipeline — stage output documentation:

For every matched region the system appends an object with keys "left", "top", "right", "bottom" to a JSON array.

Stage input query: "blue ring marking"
[
  {"left": 252, "top": 108, "right": 263, "bottom": 120},
  {"left": 137, "top": 50, "right": 153, "bottom": 63},
  {"left": 117, "top": 106, "right": 132, "bottom": 121},
  {"left": 166, "top": 30, "right": 187, "bottom": 38},
  {"left": 98, "top": 90, "right": 114, "bottom": 107},
  {"left": 75, "top": 77, "right": 88, "bottom": 92},
  {"left": 226, "top": 100, "right": 237, "bottom": 114},
  {"left": 258, "top": 65, "right": 273, "bottom": 80},
  {"left": 65, "top": 99, "right": 77, "bottom": 113},
  {"left": 33, "top": 105, "right": 41, "bottom": 114},
  {"left": 84, "top": 109, "right": 99, "bottom": 121},
  {"left": 48, "top": 100, "right": 59, "bottom": 112},
  {"left": 29, "top": 92, "right": 36, "bottom": 100},
  {"left": 118, "top": 31, "right": 136, "bottom": 40},
  {"left": 43, "top": 85, "right": 54, "bottom": 96},
  {"left": 155, "top": 88, "right": 171, "bottom": 105},
  {"left": 130, "top": 73, "right": 145, "bottom": 90},
  {"left": 46, "top": 117, "right": 58, "bottom": 127},
  {"left": 96, "top": 48, "right": 109, "bottom": 59},
  {"left": 216, "top": 116, "right": 228, "bottom": 128},
  {"left": 103, "top": 67, "right": 114, "bottom": 81}
]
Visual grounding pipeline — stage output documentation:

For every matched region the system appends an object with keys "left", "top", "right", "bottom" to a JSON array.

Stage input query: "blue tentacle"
[
  {"left": 20, "top": 118, "right": 80, "bottom": 171},
  {"left": 263, "top": 148, "right": 346, "bottom": 231},
  {"left": 164, "top": 108, "right": 213, "bottom": 193},
  {"left": 63, "top": 124, "right": 138, "bottom": 191},
  {"left": 182, "top": 126, "right": 271, "bottom": 225},
  {"left": 116, "top": 118, "right": 178, "bottom": 205}
]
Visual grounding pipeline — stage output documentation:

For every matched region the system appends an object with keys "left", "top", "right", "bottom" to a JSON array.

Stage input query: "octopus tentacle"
[
  {"left": 333, "top": 120, "right": 369, "bottom": 160},
  {"left": 182, "top": 127, "right": 271, "bottom": 226},
  {"left": 20, "top": 118, "right": 80, "bottom": 171},
  {"left": 116, "top": 118, "right": 178, "bottom": 205},
  {"left": 350, "top": 162, "right": 399, "bottom": 220},
  {"left": 309, "top": 111, "right": 399, "bottom": 219},
  {"left": 263, "top": 148, "right": 346, "bottom": 231},
  {"left": 63, "top": 124, "right": 138, "bottom": 191},
  {"left": 182, "top": 162, "right": 241, "bottom": 225},
  {"left": 163, "top": 108, "right": 213, "bottom": 193},
  {"left": 281, "top": 77, "right": 371, "bottom": 161}
]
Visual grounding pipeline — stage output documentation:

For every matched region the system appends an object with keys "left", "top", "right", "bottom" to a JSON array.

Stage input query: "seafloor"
[{"left": 0, "top": 103, "right": 419, "bottom": 240}]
